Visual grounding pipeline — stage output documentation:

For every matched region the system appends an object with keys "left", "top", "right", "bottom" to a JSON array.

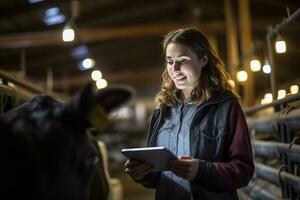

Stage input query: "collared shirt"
[
  {"left": 155, "top": 96, "right": 197, "bottom": 200},
  {"left": 142, "top": 91, "right": 254, "bottom": 200}
]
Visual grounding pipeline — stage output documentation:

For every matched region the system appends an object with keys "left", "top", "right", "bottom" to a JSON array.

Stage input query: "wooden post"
[
  {"left": 20, "top": 48, "right": 26, "bottom": 78},
  {"left": 207, "top": 34, "right": 219, "bottom": 57},
  {"left": 238, "top": 0, "right": 254, "bottom": 106},
  {"left": 224, "top": 0, "right": 239, "bottom": 94}
]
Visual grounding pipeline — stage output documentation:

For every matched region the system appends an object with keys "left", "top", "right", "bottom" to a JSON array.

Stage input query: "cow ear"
[
  {"left": 94, "top": 85, "right": 134, "bottom": 113},
  {"left": 86, "top": 85, "right": 133, "bottom": 133},
  {"left": 63, "top": 81, "right": 95, "bottom": 117}
]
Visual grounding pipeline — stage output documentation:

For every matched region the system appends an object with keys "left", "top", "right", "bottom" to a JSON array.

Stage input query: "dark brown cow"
[{"left": 0, "top": 82, "right": 131, "bottom": 200}]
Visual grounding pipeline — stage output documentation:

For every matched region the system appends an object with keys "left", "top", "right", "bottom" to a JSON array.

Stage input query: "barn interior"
[{"left": 1, "top": 0, "right": 300, "bottom": 199}]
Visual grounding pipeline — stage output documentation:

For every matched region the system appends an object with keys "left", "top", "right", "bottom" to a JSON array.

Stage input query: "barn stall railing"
[
  {"left": 0, "top": 68, "right": 68, "bottom": 112},
  {"left": 242, "top": 93, "right": 300, "bottom": 200}
]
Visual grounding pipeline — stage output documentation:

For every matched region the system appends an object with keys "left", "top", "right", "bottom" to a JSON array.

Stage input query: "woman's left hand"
[{"left": 167, "top": 156, "right": 199, "bottom": 181}]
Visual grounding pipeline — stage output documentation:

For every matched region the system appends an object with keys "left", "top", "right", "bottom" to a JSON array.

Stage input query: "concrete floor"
[{"left": 116, "top": 172, "right": 155, "bottom": 200}]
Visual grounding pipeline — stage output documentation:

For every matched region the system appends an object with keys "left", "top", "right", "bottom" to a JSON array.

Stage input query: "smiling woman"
[
  {"left": 124, "top": 28, "right": 254, "bottom": 200},
  {"left": 165, "top": 43, "right": 207, "bottom": 101}
]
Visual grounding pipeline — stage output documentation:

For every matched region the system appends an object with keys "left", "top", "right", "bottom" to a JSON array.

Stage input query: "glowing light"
[
  {"left": 275, "top": 40, "right": 286, "bottom": 54},
  {"left": 82, "top": 58, "right": 95, "bottom": 69},
  {"left": 45, "top": 7, "right": 59, "bottom": 17},
  {"left": 277, "top": 89, "right": 286, "bottom": 100},
  {"left": 28, "top": 0, "right": 44, "bottom": 4},
  {"left": 262, "top": 64, "right": 271, "bottom": 74},
  {"left": 290, "top": 85, "right": 299, "bottom": 94},
  {"left": 91, "top": 70, "right": 102, "bottom": 81},
  {"left": 250, "top": 59, "right": 261, "bottom": 72},
  {"left": 62, "top": 26, "right": 75, "bottom": 42},
  {"left": 96, "top": 79, "right": 108, "bottom": 89},
  {"left": 261, "top": 98, "right": 267, "bottom": 105},
  {"left": 43, "top": 7, "right": 65, "bottom": 26},
  {"left": 264, "top": 93, "right": 273, "bottom": 103},
  {"left": 236, "top": 71, "right": 248, "bottom": 82}
]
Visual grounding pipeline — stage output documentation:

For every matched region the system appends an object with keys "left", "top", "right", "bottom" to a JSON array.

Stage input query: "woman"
[{"left": 124, "top": 28, "right": 254, "bottom": 200}]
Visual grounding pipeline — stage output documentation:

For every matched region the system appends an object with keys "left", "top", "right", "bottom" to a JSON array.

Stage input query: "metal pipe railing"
[
  {"left": 255, "top": 163, "right": 300, "bottom": 193},
  {"left": 247, "top": 107, "right": 300, "bottom": 133},
  {"left": 268, "top": 8, "right": 300, "bottom": 39},
  {"left": 253, "top": 140, "right": 300, "bottom": 163},
  {"left": 244, "top": 182, "right": 281, "bottom": 200},
  {"left": 255, "top": 164, "right": 280, "bottom": 186},
  {"left": 245, "top": 9, "right": 300, "bottom": 199},
  {"left": 247, "top": 116, "right": 275, "bottom": 133},
  {"left": 244, "top": 93, "right": 300, "bottom": 115}
]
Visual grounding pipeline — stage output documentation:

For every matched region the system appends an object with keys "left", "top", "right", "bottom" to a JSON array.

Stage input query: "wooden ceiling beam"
[
  {"left": 0, "top": 0, "right": 71, "bottom": 20},
  {"left": 0, "top": 22, "right": 220, "bottom": 49},
  {"left": 0, "top": 19, "right": 289, "bottom": 49},
  {"left": 53, "top": 67, "right": 163, "bottom": 90}
]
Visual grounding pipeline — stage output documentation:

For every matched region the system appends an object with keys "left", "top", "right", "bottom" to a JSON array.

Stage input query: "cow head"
[{"left": 0, "top": 82, "right": 132, "bottom": 200}]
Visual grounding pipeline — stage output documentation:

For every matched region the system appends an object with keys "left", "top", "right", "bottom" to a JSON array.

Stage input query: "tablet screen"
[{"left": 121, "top": 146, "right": 177, "bottom": 171}]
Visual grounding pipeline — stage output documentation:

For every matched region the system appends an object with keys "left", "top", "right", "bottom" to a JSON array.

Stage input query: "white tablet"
[{"left": 121, "top": 146, "right": 177, "bottom": 171}]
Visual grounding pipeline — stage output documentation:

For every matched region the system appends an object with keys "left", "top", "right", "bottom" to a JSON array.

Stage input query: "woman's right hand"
[{"left": 124, "top": 159, "right": 153, "bottom": 181}]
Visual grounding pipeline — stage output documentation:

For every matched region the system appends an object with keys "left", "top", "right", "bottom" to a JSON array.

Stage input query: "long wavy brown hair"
[{"left": 155, "top": 28, "right": 236, "bottom": 106}]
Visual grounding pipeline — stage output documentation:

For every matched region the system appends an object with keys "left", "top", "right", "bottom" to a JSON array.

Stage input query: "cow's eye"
[
  {"left": 86, "top": 154, "right": 98, "bottom": 167},
  {"left": 91, "top": 155, "right": 99, "bottom": 165},
  {"left": 81, "top": 154, "right": 98, "bottom": 176}
]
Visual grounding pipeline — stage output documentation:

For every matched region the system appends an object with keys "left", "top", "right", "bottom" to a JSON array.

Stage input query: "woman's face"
[{"left": 166, "top": 42, "right": 205, "bottom": 99}]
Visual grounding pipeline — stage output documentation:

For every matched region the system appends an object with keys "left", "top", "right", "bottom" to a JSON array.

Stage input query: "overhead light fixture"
[
  {"left": 62, "top": 24, "right": 75, "bottom": 42},
  {"left": 262, "top": 59, "right": 271, "bottom": 74},
  {"left": 290, "top": 85, "right": 299, "bottom": 94},
  {"left": 96, "top": 79, "right": 108, "bottom": 89},
  {"left": 264, "top": 93, "right": 273, "bottom": 103},
  {"left": 28, "top": 0, "right": 44, "bottom": 4},
  {"left": 62, "top": 1, "right": 80, "bottom": 42},
  {"left": 262, "top": 64, "right": 271, "bottom": 74},
  {"left": 277, "top": 89, "right": 286, "bottom": 99},
  {"left": 275, "top": 35, "right": 286, "bottom": 54},
  {"left": 82, "top": 58, "right": 95, "bottom": 69},
  {"left": 236, "top": 70, "right": 248, "bottom": 82},
  {"left": 43, "top": 7, "right": 65, "bottom": 26},
  {"left": 91, "top": 70, "right": 102, "bottom": 81},
  {"left": 250, "top": 59, "right": 261, "bottom": 72}
]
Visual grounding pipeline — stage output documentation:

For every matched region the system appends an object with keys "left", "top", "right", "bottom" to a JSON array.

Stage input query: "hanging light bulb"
[
  {"left": 250, "top": 59, "right": 261, "bottom": 72},
  {"left": 236, "top": 70, "right": 248, "bottom": 82},
  {"left": 264, "top": 93, "right": 273, "bottom": 103},
  {"left": 91, "top": 70, "right": 102, "bottom": 81},
  {"left": 62, "top": 24, "right": 75, "bottom": 42},
  {"left": 277, "top": 89, "right": 286, "bottom": 99},
  {"left": 261, "top": 98, "right": 267, "bottom": 105},
  {"left": 262, "top": 59, "right": 271, "bottom": 74},
  {"left": 262, "top": 57, "right": 271, "bottom": 74},
  {"left": 275, "top": 35, "right": 286, "bottom": 54},
  {"left": 82, "top": 58, "right": 95, "bottom": 69},
  {"left": 290, "top": 85, "right": 299, "bottom": 94},
  {"left": 96, "top": 79, "right": 108, "bottom": 89}
]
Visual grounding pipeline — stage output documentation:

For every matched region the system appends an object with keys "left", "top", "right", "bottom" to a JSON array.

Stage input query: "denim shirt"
[
  {"left": 141, "top": 91, "right": 253, "bottom": 200},
  {"left": 155, "top": 98, "right": 197, "bottom": 200}
]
